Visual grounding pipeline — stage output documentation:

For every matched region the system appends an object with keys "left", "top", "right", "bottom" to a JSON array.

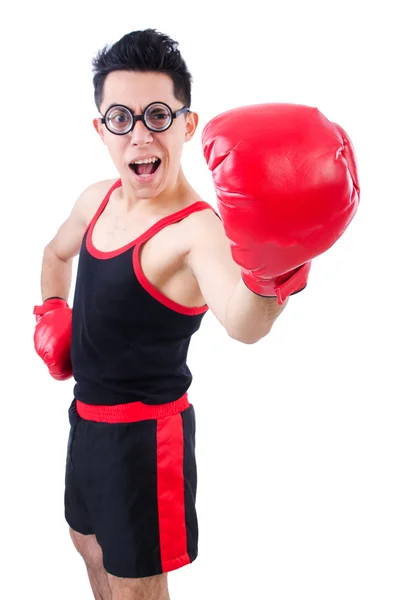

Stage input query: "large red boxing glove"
[
  {"left": 33, "top": 297, "right": 73, "bottom": 380},
  {"left": 202, "top": 103, "right": 360, "bottom": 303}
]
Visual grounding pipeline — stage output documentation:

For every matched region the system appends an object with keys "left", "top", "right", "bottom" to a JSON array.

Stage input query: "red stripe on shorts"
[{"left": 156, "top": 413, "right": 189, "bottom": 572}]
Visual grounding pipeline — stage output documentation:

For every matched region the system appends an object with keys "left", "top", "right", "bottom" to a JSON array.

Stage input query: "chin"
[{"left": 125, "top": 164, "right": 179, "bottom": 199}]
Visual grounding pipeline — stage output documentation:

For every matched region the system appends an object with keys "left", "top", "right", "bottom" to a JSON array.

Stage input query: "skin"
[{"left": 40, "top": 70, "right": 287, "bottom": 599}]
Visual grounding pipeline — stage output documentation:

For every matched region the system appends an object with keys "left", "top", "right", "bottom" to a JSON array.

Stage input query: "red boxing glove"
[
  {"left": 33, "top": 298, "right": 73, "bottom": 380},
  {"left": 202, "top": 103, "right": 360, "bottom": 303}
]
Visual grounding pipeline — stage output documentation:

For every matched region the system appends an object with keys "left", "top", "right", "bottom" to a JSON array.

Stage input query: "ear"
[
  {"left": 93, "top": 118, "right": 106, "bottom": 143},
  {"left": 184, "top": 111, "right": 199, "bottom": 142}
]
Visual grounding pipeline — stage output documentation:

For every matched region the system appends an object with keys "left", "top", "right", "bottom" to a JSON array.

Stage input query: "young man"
[{"left": 33, "top": 29, "right": 359, "bottom": 600}]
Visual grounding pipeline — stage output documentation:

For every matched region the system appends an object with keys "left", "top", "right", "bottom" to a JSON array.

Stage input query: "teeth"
[{"left": 131, "top": 157, "right": 159, "bottom": 165}]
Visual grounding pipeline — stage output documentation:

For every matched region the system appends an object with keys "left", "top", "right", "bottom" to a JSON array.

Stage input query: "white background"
[{"left": 1, "top": 0, "right": 396, "bottom": 598}]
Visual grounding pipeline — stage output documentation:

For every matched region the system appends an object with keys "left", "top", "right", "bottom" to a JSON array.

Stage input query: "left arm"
[{"left": 186, "top": 209, "right": 287, "bottom": 344}]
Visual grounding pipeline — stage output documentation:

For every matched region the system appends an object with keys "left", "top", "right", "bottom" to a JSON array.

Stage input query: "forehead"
[{"left": 101, "top": 71, "right": 177, "bottom": 111}]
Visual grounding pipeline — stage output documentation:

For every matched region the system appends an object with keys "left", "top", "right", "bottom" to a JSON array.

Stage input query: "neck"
[{"left": 119, "top": 168, "right": 192, "bottom": 213}]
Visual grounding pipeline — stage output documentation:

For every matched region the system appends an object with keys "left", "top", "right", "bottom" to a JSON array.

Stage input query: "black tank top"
[{"left": 71, "top": 179, "right": 214, "bottom": 406}]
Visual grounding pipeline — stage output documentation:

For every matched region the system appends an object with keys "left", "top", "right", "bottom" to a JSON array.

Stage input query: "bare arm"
[
  {"left": 224, "top": 280, "right": 288, "bottom": 343},
  {"left": 40, "top": 180, "right": 114, "bottom": 302},
  {"left": 40, "top": 246, "right": 74, "bottom": 303},
  {"left": 186, "top": 209, "right": 287, "bottom": 344}
]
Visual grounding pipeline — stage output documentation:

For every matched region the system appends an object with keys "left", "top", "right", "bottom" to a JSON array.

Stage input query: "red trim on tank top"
[
  {"left": 84, "top": 178, "right": 215, "bottom": 314},
  {"left": 86, "top": 178, "right": 217, "bottom": 260},
  {"left": 133, "top": 243, "right": 208, "bottom": 316},
  {"left": 85, "top": 178, "right": 122, "bottom": 253}
]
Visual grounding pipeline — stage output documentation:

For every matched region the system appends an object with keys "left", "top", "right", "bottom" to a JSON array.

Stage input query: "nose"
[{"left": 129, "top": 119, "right": 153, "bottom": 146}]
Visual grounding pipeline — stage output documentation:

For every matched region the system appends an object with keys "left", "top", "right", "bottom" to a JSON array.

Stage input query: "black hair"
[{"left": 92, "top": 29, "right": 192, "bottom": 111}]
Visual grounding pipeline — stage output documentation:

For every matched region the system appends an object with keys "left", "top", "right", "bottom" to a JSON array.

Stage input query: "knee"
[{"left": 69, "top": 528, "right": 104, "bottom": 570}]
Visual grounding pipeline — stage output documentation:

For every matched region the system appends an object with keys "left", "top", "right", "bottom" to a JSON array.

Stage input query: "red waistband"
[{"left": 75, "top": 393, "right": 189, "bottom": 423}]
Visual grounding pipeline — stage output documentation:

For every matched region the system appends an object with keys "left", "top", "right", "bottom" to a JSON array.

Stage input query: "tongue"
[{"left": 136, "top": 162, "right": 156, "bottom": 176}]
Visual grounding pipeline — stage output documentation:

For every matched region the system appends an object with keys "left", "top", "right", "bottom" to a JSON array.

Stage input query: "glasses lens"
[
  {"left": 144, "top": 103, "right": 172, "bottom": 131},
  {"left": 105, "top": 106, "right": 133, "bottom": 134}
]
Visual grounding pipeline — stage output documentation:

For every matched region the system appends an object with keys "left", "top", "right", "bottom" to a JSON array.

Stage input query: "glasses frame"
[{"left": 100, "top": 102, "right": 191, "bottom": 135}]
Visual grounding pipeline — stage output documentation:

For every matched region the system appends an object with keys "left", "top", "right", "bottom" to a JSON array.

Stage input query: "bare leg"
[
  {"left": 69, "top": 528, "right": 112, "bottom": 600},
  {"left": 108, "top": 572, "right": 170, "bottom": 600}
]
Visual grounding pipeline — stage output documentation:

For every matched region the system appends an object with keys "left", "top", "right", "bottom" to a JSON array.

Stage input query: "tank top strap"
[
  {"left": 85, "top": 177, "right": 218, "bottom": 252},
  {"left": 137, "top": 199, "right": 219, "bottom": 246},
  {"left": 86, "top": 178, "right": 123, "bottom": 233}
]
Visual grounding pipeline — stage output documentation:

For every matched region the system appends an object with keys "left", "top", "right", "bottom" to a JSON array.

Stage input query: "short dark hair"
[{"left": 91, "top": 29, "right": 192, "bottom": 111}]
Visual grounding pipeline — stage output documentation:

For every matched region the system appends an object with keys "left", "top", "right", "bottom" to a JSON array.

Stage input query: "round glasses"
[{"left": 100, "top": 102, "right": 191, "bottom": 135}]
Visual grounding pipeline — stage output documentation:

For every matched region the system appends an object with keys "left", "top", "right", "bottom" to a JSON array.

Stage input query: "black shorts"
[{"left": 64, "top": 397, "right": 198, "bottom": 578}]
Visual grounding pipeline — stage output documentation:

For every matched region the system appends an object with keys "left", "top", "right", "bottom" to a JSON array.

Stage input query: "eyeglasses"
[{"left": 100, "top": 102, "right": 191, "bottom": 135}]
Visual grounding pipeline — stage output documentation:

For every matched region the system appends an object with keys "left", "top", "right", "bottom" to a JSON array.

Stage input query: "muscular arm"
[
  {"left": 186, "top": 210, "right": 287, "bottom": 344},
  {"left": 40, "top": 180, "right": 114, "bottom": 302}
]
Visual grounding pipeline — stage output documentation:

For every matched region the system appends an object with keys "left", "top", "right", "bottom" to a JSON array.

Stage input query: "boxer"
[{"left": 33, "top": 28, "right": 359, "bottom": 600}]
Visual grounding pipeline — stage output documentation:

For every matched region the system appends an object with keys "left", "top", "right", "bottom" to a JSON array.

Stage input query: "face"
[{"left": 93, "top": 71, "right": 198, "bottom": 200}]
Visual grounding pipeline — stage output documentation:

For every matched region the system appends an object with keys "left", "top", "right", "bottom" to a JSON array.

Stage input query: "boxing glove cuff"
[
  {"left": 33, "top": 298, "right": 69, "bottom": 321},
  {"left": 242, "top": 261, "right": 312, "bottom": 304}
]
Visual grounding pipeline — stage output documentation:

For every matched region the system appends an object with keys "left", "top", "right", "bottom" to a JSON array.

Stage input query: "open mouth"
[{"left": 129, "top": 157, "right": 161, "bottom": 177}]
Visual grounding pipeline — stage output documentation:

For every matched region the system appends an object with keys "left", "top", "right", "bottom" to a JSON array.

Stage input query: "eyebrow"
[
  {"left": 103, "top": 102, "right": 170, "bottom": 113},
  {"left": 105, "top": 103, "right": 145, "bottom": 112},
  {"left": 106, "top": 103, "right": 130, "bottom": 110}
]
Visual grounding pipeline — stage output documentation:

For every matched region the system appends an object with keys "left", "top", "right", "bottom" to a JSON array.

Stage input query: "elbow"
[
  {"left": 43, "top": 242, "right": 57, "bottom": 258},
  {"left": 227, "top": 326, "right": 272, "bottom": 345}
]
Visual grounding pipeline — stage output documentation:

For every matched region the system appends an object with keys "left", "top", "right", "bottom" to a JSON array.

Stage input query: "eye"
[
  {"left": 110, "top": 111, "right": 129, "bottom": 124},
  {"left": 145, "top": 104, "right": 172, "bottom": 130},
  {"left": 150, "top": 111, "right": 168, "bottom": 121},
  {"left": 116, "top": 114, "right": 127, "bottom": 122},
  {"left": 105, "top": 107, "right": 132, "bottom": 132}
]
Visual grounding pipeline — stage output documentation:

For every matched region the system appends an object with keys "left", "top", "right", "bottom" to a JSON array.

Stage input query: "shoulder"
[
  {"left": 179, "top": 201, "right": 233, "bottom": 269},
  {"left": 182, "top": 199, "right": 240, "bottom": 282},
  {"left": 78, "top": 177, "right": 119, "bottom": 206},
  {"left": 73, "top": 178, "right": 119, "bottom": 225},
  {"left": 183, "top": 201, "right": 224, "bottom": 242}
]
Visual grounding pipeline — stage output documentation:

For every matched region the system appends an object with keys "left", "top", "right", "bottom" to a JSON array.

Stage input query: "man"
[{"left": 33, "top": 29, "right": 359, "bottom": 600}]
